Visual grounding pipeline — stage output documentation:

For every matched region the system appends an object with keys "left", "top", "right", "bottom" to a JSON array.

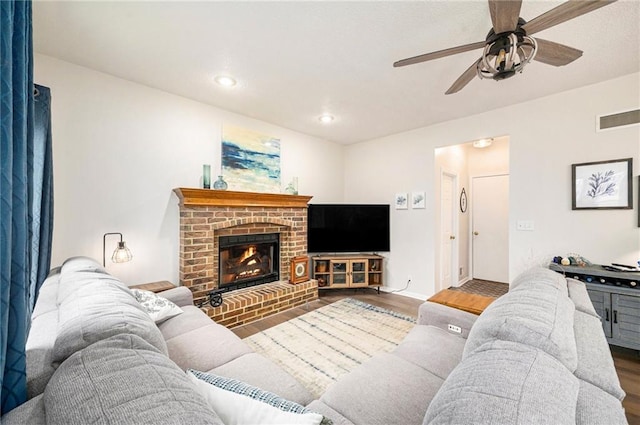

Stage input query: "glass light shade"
[{"left": 111, "top": 241, "right": 133, "bottom": 263}]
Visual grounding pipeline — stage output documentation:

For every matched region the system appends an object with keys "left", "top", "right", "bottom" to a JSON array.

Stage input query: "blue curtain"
[{"left": 0, "top": 0, "right": 46, "bottom": 415}]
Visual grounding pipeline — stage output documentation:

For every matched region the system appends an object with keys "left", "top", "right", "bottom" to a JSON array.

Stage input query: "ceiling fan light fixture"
[{"left": 477, "top": 33, "right": 537, "bottom": 81}]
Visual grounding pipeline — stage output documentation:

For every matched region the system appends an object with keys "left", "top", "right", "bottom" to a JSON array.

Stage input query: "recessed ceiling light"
[
  {"left": 214, "top": 75, "right": 237, "bottom": 87},
  {"left": 319, "top": 114, "right": 334, "bottom": 124}
]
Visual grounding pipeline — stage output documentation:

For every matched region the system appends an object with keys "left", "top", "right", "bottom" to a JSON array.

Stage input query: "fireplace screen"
[{"left": 219, "top": 233, "right": 279, "bottom": 290}]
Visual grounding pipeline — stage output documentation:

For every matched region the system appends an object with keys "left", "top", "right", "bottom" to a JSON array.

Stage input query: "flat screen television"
[{"left": 307, "top": 204, "right": 390, "bottom": 253}]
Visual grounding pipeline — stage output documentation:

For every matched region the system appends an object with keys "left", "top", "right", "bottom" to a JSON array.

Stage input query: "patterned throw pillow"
[
  {"left": 187, "top": 370, "right": 332, "bottom": 425},
  {"left": 131, "top": 289, "right": 183, "bottom": 324}
]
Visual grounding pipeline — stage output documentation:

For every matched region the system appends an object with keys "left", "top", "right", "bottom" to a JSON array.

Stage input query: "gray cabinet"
[{"left": 586, "top": 283, "right": 640, "bottom": 350}]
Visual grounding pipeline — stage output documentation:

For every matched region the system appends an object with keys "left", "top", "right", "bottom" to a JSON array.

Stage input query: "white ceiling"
[{"left": 33, "top": 1, "right": 640, "bottom": 144}]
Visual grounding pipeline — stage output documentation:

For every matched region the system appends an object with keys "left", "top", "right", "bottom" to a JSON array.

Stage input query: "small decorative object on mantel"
[
  {"left": 284, "top": 177, "right": 299, "bottom": 195},
  {"left": 213, "top": 175, "right": 228, "bottom": 190},
  {"left": 289, "top": 255, "right": 309, "bottom": 284},
  {"left": 460, "top": 188, "right": 468, "bottom": 213},
  {"left": 571, "top": 158, "right": 632, "bottom": 210},
  {"left": 203, "top": 164, "right": 211, "bottom": 189}
]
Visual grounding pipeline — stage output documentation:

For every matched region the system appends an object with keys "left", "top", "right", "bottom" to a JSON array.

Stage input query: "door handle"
[
  {"left": 613, "top": 310, "right": 618, "bottom": 324},
  {"left": 473, "top": 231, "right": 479, "bottom": 236},
  {"left": 449, "top": 235, "right": 456, "bottom": 240},
  {"left": 605, "top": 308, "right": 609, "bottom": 322}
]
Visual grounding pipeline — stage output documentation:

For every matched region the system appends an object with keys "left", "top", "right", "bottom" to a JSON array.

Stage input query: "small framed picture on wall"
[
  {"left": 571, "top": 158, "right": 633, "bottom": 210},
  {"left": 395, "top": 193, "right": 408, "bottom": 210}
]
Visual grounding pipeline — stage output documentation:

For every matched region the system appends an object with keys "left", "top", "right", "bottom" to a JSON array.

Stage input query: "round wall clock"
[
  {"left": 290, "top": 256, "right": 309, "bottom": 284},
  {"left": 460, "top": 188, "right": 468, "bottom": 213}
]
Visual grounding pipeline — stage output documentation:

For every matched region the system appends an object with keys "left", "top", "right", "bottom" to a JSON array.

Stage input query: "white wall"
[
  {"left": 35, "top": 54, "right": 345, "bottom": 285},
  {"left": 345, "top": 73, "right": 640, "bottom": 298}
]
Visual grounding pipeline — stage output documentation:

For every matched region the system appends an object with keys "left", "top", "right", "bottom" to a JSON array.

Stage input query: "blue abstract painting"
[{"left": 221, "top": 126, "right": 281, "bottom": 193}]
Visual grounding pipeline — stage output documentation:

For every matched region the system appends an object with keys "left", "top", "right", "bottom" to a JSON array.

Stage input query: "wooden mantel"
[{"left": 173, "top": 188, "right": 313, "bottom": 208}]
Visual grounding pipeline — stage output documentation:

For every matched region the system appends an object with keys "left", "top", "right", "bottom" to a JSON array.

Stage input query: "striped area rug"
[{"left": 244, "top": 298, "right": 416, "bottom": 398}]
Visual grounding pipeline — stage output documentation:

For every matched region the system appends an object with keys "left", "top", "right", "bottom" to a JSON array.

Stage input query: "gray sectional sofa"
[{"left": 1, "top": 258, "right": 627, "bottom": 424}]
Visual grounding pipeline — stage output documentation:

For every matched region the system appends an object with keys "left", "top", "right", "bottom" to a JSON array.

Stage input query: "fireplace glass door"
[{"left": 219, "top": 233, "right": 279, "bottom": 290}]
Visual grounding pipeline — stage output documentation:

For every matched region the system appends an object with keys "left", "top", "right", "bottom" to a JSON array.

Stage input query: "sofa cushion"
[
  {"left": 0, "top": 394, "right": 45, "bottom": 425},
  {"left": 573, "top": 310, "right": 625, "bottom": 400},
  {"left": 157, "top": 285, "right": 195, "bottom": 307},
  {"left": 305, "top": 400, "right": 355, "bottom": 425},
  {"left": 211, "top": 352, "right": 314, "bottom": 406},
  {"left": 393, "top": 325, "right": 465, "bottom": 380},
  {"left": 576, "top": 379, "right": 627, "bottom": 425},
  {"left": 164, "top": 323, "right": 252, "bottom": 372},
  {"left": 510, "top": 267, "right": 568, "bottom": 295},
  {"left": 463, "top": 271, "right": 578, "bottom": 371},
  {"left": 425, "top": 339, "right": 579, "bottom": 425},
  {"left": 321, "top": 352, "right": 443, "bottom": 425},
  {"left": 53, "top": 280, "right": 167, "bottom": 364},
  {"left": 43, "top": 334, "right": 223, "bottom": 425},
  {"left": 56, "top": 271, "right": 128, "bottom": 304},
  {"left": 567, "top": 278, "right": 599, "bottom": 317},
  {"left": 30, "top": 270, "right": 61, "bottom": 319},
  {"left": 187, "top": 370, "right": 324, "bottom": 425},
  {"left": 158, "top": 305, "right": 215, "bottom": 340},
  {"left": 25, "top": 310, "right": 58, "bottom": 398},
  {"left": 60, "top": 256, "right": 107, "bottom": 274}
]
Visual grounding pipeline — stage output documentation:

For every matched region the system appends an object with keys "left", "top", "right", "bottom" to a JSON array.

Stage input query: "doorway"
[
  {"left": 439, "top": 170, "right": 458, "bottom": 292},
  {"left": 471, "top": 175, "right": 509, "bottom": 283},
  {"left": 434, "top": 136, "right": 510, "bottom": 291}
]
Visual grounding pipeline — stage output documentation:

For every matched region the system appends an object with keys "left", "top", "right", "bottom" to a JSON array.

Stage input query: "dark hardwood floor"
[{"left": 232, "top": 290, "right": 640, "bottom": 424}]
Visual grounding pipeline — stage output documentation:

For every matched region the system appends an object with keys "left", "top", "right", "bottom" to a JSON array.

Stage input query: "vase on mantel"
[{"left": 213, "top": 175, "right": 228, "bottom": 190}]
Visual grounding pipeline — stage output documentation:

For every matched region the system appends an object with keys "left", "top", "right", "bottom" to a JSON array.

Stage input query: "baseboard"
[
  {"left": 456, "top": 276, "right": 471, "bottom": 287},
  {"left": 379, "top": 287, "right": 426, "bottom": 301}
]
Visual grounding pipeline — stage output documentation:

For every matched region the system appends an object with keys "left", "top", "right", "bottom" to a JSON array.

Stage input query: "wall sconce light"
[{"left": 102, "top": 232, "right": 133, "bottom": 266}]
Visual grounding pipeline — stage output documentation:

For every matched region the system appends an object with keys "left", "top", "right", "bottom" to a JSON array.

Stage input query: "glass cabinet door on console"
[
  {"left": 350, "top": 260, "right": 368, "bottom": 287},
  {"left": 331, "top": 261, "right": 349, "bottom": 286}
]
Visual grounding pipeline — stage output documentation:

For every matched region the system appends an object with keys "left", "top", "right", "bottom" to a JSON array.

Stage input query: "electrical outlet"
[
  {"left": 459, "top": 267, "right": 463, "bottom": 276},
  {"left": 448, "top": 324, "right": 462, "bottom": 334}
]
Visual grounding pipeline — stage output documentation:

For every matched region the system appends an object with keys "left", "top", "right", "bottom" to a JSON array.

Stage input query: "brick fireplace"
[{"left": 173, "top": 188, "right": 318, "bottom": 327}]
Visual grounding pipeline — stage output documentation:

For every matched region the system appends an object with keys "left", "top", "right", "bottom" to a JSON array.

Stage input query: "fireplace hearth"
[{"left": 219, "top": 233, "right": 279, "bottom": 291}]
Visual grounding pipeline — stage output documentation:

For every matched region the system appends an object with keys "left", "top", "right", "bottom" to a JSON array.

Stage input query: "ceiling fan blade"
[
  {"left": 489, "top": 0, "right": 523, "bottom": 34},
  {"left": 522, "top": 0, "right": 616, "bottom": 36},
  {"left": 394, "top": 41, "right": 485, "bottom": 67},
  {"left": 534, "top": 38, "right": 583, "bottom": 66},
  {"left": 445, "top": 59, "right": 481, "bottom": 95}
]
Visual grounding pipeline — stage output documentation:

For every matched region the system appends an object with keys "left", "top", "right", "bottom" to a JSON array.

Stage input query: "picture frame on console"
[{"left": 571, "top": 158, "right": 632, "bottom": 210}]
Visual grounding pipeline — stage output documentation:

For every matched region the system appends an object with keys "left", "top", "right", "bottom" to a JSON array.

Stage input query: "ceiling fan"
[{"left": 394, "top": 0, "right": 617, "bottom": 94}]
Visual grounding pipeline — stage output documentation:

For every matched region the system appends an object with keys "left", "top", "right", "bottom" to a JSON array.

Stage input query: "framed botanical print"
[{"left": 571, "top": 158, "right": 632, "bottom": 210}]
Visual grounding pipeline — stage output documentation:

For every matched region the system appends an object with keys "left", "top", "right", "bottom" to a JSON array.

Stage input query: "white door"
[
  {"left": 472, "top": 175, "right": 509, "bottom": 283},
  {"left": 440, "top": 172, "right": 457, "bottom": 290}
]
